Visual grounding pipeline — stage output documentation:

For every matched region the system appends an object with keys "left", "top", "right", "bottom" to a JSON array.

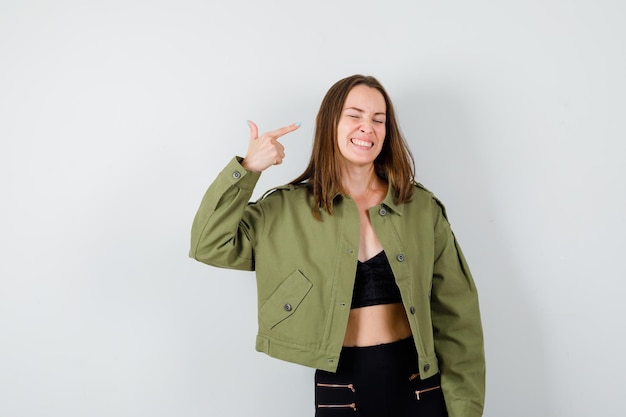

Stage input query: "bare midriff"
[
  {"left": 342, "top": 302, "right": 412, "bottom": 347},
  {"left": 342, "top": 178, "right": 412, "bottom": 347}
]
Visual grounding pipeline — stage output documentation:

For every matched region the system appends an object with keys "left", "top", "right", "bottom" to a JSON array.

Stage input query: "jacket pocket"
[{"left": 259, "top": 270, "right": 313, "bottom": 329}]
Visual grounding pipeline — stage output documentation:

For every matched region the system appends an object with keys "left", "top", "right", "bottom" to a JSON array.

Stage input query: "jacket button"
[
  {"left": 283, "top": 303, "right": 292, "bottom": 312},
  {"left": 410, "top": 306, "right": 416, "bottom": 314},
  {"left": 423, "top": 364, "right": 430, "bottom": 372},
  {"left": 232, "top": 171, "right": 241, "bottom": 179},
  {"left": 396, "top": 254, "right": 405, "bottom": 262},
  {"left": 378, "top": 207, "right": 387, "bottom": 216}
]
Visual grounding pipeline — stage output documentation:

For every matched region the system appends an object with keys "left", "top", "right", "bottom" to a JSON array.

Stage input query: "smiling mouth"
[{"left": 351, "top": 138, "right": 373, "bottom": 148}]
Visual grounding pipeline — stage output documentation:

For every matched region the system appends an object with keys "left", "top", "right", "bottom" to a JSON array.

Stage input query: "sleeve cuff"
[{"left": 222, "top": 156, "right": 261, "bottom": 190}]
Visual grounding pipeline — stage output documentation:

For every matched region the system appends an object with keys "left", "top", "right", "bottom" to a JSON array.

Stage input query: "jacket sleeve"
[
  {"left": 189, "top": 157, "right": 264, "bottom": 271},
  {"left": 430, "top": 198, "right": 486, "bottom": 417}
]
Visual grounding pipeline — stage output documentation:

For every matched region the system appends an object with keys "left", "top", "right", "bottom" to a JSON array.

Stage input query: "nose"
[{"left": 359, "top": 119, "right": 374, "bottom": 133}]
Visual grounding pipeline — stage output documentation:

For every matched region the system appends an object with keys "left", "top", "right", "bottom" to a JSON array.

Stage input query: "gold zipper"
[
  {"left": 317, "top": 403, "right": 357, "bottom": 411},
  {"left": 316, "top": 382, "right": 356, "bottom": 392},
  {"left": 415, "top": 385, "right": 441, "bottom": 400},
  {"left": 408, "top": 373, "right": 420, "bottom": 381}
]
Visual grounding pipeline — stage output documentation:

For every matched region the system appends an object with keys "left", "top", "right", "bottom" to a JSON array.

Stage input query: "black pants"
[{"left": 315, "top": 338, "right": 448, "bottom": 417}]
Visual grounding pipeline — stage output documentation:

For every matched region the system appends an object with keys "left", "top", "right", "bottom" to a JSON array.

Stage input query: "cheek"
[{"left": 337, "top": 122, "right": 350, "bottom": 136}]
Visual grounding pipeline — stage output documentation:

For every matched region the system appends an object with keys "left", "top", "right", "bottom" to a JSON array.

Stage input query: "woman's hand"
[{"left": 242, "top": 121, "right": 301, "bottom": 172}]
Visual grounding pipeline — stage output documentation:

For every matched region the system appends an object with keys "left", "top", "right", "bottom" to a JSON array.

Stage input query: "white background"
[{"left": 1, "top": 1, "right": 625, "bottom": 416}]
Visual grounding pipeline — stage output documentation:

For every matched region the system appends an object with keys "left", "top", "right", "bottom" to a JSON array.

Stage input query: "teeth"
[{"left": 351, "top": 138, "right": 373, "bottom": 147}]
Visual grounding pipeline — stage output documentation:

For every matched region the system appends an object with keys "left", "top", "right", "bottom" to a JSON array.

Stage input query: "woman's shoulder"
[
  {"left": 410, "top": 182, "right": 449, "bottom": 219},
  {"left": 413, "top": 181, "right": 434, "bottom": 195},
  {"left": 254, "top": 183, "right": 316, "bottom": 223},
  {"left": 257, "top": 182, "right": 311, "bottom": 203},
  {"left": 410, "top": 182, "right": 439, "bottom": 203}
]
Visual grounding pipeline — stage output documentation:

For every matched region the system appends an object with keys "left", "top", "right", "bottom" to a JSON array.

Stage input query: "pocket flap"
[{"left": 259, "top": 270, "right": 313, "bottom": 329}]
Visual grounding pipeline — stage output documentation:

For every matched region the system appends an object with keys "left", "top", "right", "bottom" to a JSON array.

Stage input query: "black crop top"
[{"left": 351, "top": 251, "right": 402, "bottom": 309}]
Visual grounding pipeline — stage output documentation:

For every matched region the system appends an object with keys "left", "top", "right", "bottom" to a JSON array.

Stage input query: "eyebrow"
[{"left": 344, "top": 106, "right": 386, "bottom": 116}]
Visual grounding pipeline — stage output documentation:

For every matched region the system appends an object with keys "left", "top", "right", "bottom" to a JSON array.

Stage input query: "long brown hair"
[{"left": 291, "top": 74, "right": 416, "bottom": 219}]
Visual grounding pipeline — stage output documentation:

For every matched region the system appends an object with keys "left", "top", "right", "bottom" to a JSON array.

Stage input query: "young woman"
[{"left": 190, "top": 75, "right": 485, "bottom": 417}]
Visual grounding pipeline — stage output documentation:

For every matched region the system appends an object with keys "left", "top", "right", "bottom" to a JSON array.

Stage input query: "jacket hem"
[{"left": 255, "top": 334, "right": 341, "bottom": 372}]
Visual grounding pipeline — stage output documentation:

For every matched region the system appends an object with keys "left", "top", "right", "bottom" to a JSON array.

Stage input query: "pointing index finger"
[{"left": 268, "top": 122, "right": 301, "bottom": 141}]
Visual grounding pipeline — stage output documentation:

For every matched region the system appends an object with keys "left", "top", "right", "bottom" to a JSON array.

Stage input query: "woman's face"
[{"left": 336, "top": 85, "right": 387, "bottom": 168}]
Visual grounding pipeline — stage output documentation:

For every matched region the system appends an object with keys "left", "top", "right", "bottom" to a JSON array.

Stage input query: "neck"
[{"left": 340, "top": 163, "right": 382, "bottom": 199}]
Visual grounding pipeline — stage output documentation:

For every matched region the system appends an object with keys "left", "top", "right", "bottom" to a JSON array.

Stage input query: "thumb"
[{"left": 247, "top": 120, "right": 259, "bottom": 141}]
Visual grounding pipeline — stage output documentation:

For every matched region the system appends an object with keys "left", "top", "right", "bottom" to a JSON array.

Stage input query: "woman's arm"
[
  {"left": 189, "top": 122, "right": 301, "bottom": 270},
  {"left": 430, "top": 198, "right": 486, "bottom": 417},
  {"left": 189, "top": 157, "right": 263, "bottom": 271}
]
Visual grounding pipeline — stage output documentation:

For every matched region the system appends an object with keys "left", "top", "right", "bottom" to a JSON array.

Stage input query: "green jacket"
[{"left": 190, "top": 157, "right": 485, "bottom": 417}]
